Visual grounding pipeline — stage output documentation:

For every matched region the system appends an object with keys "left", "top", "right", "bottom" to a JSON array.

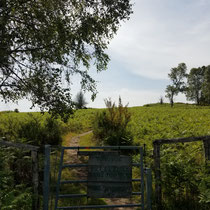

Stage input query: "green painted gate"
[{"left": 43, "top": 146, "right": 152, "bottom": 210}]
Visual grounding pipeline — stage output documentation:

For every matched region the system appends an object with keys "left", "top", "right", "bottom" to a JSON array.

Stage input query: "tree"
[
  {"left": 0, "top": 0, "right": 132, "bottom": 117},
  {"left": 186, "top": 67, "right": 205, "bottom": 105},
  {"left": 74, "top": 91, "right": 87, "bottom": 109},
  {"left": 165, "top": 85, "right": 178, "bottom": 107},
  {"left": 165, "top": 63, "right": 187, "bottom": 107},
  {"left": 159, "top": 96, "right": 164, "bottom": 104},
  {"left": 202, "top": 66, "right": 210, "bottom": 104}
]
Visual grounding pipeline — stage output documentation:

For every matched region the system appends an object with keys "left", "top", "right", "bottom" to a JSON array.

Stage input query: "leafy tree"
[
  {"left": 0, "top": 0, "right": 132, "bottom": 117},
  {"left": 186, "top": 67, "right": 205, "bottom": 105},
  {"left": 165, "top": 85, "right": 177, "bottom": 107},
  {"left": 74, "top": 91, "right": 87, "bottom": 109},
  {"left": 165, "top": 63, "right": 187, "bottom": 107},
  {"left": 202, "top": 66, "right": 210, "bottom": 104}
]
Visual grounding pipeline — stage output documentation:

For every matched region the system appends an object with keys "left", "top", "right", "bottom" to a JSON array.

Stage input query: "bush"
[
  {"left": 14, "top": 109, "right": 19, "bottom": 113},
  {"left": 93, "top": 97, "right": 133, "bottom": 146},
  {"left": 18, "top": 114, "right": 62, "bottom": 145}
]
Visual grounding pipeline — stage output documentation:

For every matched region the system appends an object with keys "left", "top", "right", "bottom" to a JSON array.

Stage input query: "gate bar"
[
  {"left": 57, "top": 203, "right": 142, "bottom": 209},
  {"left": 63, "top": 146, "right": 141, "bottom": 150},
  {"left": 63, "top": 163, "right": 141, "bottom": 168},
  {"left": 59, "top": 192, "right": 142, "bottom": 198},
  {"left": 62, "top": 164, "right": 88, "bottom": 168},
  {"left": 55, "top": 146, "right": 146, "bottom": 210},
  {"left": 60, "top": 179, "right": 141, "bottom": 184}
]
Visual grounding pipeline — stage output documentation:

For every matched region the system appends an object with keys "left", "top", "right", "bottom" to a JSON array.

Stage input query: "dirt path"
[
  {"left": 66, "top": 131, "right": 93, "bottom": 161},
  {"left": 66, "top": 131, "right": 135, "bottom": 210}
]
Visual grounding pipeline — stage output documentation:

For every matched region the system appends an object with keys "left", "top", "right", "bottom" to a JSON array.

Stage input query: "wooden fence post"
[
  {"left": 153, "top": 142, "right": 162, "bottom": 209},
  {"left": 31, "top": 150, "right": 39, "bottom": 210},
  {"left": 203, "top": 138, "right": 210, "bottom": 161}
]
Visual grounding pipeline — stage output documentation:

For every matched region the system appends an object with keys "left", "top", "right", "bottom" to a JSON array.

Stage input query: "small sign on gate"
[{"left": 87, "top": 152, "right": 132, "bottom": 198}]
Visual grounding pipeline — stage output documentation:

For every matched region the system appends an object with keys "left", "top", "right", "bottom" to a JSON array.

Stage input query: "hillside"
[{"left": 0, "top": 103, "right": 210, "bottom": 209}]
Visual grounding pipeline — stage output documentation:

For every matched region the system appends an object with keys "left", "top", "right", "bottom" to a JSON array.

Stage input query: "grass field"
[{"left": 0, "top": 103, "right": 210, "bottom": 209}]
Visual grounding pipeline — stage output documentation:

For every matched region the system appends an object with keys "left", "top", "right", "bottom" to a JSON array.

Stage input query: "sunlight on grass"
[{"left": 79, "top": 132, "right": 96, "bottom": 147}]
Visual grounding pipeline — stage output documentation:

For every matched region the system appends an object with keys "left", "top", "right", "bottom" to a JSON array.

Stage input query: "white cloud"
[
  {"left": 108, "top": 0, "right": 210, "bottom": 80},
  {"left": 1, "top": 1, "right": 206, "bottom": 110}
]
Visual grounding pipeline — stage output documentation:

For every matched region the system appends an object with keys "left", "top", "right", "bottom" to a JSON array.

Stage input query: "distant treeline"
[{"left": 165, "top": 63, "right": 210, "bottom": 106}]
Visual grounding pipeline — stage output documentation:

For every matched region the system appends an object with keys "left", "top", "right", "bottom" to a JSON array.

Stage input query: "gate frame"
[
  {"left": 44, "top": 146, "right": 152, "bottom": 210},
  {"left": 153, "top": 135, "right": 210, "bottom": 209}
]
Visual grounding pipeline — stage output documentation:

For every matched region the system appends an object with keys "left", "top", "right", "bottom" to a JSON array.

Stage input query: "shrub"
[
  {"left": 14, "top": 109, "right": 19, "bottom": 113},
  {"left": 93, "top": 97, "right": 133, "bottom": 146},
  {"left": 18, "top": 114, "right": 62, "bottom": 145}
]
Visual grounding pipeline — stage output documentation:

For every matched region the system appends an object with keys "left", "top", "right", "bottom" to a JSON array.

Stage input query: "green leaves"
[
  {"left": 202, "top": 66, "right": 210, "bottom": 104},
  {"left": 93, "top": 97, "right": 133, "bottom": 146},
  {"left": 0, "top": 0, "right": 132, "bottom": 117},
  {"left": 165, "top": 63, "right": 187, "bottom": 107}
]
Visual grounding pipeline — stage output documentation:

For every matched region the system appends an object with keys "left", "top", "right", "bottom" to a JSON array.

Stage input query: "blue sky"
[{"left": 1, "top": 0, "right": 210, "bottom": 111}]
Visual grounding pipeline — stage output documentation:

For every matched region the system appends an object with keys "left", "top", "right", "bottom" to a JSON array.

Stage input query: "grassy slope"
[
  {"left": 73, "top": 103, "right": 210, "bottom": 209},
  {"left": 129, "top": 104, "right": 210, "bottom": 146},
  {"left": 2, "top": 104, "right": 209, "bottom": 145},
  {"left": 71, "top": 103, "right": 210, "bottom": 146},
  {"left": 1, "top": 104, "right": 210, "bottom": 209}
]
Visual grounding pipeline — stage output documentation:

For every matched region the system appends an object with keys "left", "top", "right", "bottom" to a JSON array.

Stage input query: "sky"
[{"left": 1, "top": 0, "right": 210, "bottom": 111}]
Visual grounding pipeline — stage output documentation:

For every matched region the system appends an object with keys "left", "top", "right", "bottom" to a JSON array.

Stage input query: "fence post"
[
  {"left": 140, "top": 147, "right": 145, "bottom": 210},
  {"left": 145, "top": 168, "right": 152, "bottom": 210},
  {"left": 203, "top": 138, "right": 210, "bottom": 161},
  {"left": 153, "top": 142, "right": 161, "bottom": 209},
  {"left": 43, "top": 145, "right": 51, "bottom": 210},
  {"left": 31, "top": 150, "right": 39, "bottom": 210}
]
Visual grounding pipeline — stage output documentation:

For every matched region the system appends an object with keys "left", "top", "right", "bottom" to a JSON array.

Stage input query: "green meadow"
[{"left": 0, "top": 103, "right": 210, "bottom": 209}]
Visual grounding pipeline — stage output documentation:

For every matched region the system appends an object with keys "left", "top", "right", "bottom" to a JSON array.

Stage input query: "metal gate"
[{"left": 43, "top": 146, "right": 152, "bottom": 210}]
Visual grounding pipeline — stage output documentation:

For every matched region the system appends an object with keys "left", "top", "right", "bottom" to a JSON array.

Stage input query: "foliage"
[
  {"left": 186, "top": 66, "right": 205, "bottom": 105},
  {"left": 74, "top": 91, "right": 87, "bottom": 109},
  {"left": 14, "top": 108, "right": 19, "bottom": 113},
  {"left": 1, "top": 104, "right": 210, "bottom": 209},
  {"left": 0, "top": 148, "right": 32, "bottom": 210},
  {"left": 166, "top": 63, "right": 210, "bottom": 106},
  {"left": 160, "top": 142, "right": 207, "bottom": 209},
  {"left": 0, "top": 0, "right": 132, "bottom": 117},
  {"left": 165, "top": 63, "right": 187, "bottom": 107},
  {"left": 129, "top": 104, "right": 210, "bottom": 209},
  {"left": 0, "top": 112, "right": 64, "bottom": 145},
  {"left": 202, "top": 66, "right": 210, "bottom": 104},
  {"left": 0, "top": 109, "right": 97, "bottom": 141},
  {"left": 93, "top": 97, "right": 133, "bottom": 146},
  {"left": 198, "top": 163, "right": 210, "bottom": 205}
]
